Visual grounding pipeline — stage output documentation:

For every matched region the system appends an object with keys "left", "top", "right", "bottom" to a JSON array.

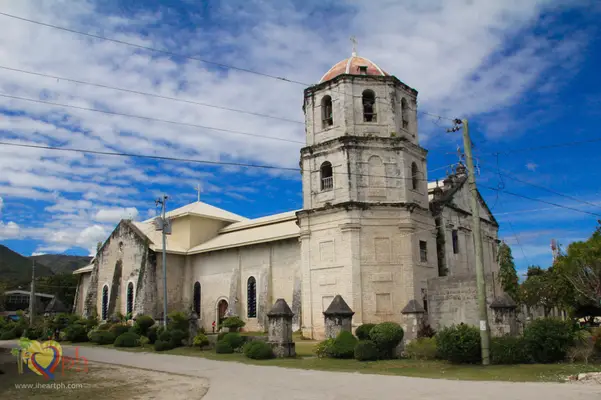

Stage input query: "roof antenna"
[{"left": 350, "top": 35, "right": 357, "bottom": 57}]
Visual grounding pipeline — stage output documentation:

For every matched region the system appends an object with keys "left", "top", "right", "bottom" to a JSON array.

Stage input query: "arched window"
[
  {"left": 101, "top": 285, "right": 109, "bottom": 320},
  {"left": 401, "top": 98, "right": 409, "bottom": 129},
  {"left": 320, "top": 161, "right": 333, "bottom": 191},
  {"left": 362, "top": 90, "right": 376, "bottom": 122},
  {"left": 321, "top": 95, "right": 333, "bottom": 127},
  {"left": 247, "top": 277, "right": 257, "bottom": 318},
  {"left": 411, "top": 162, "right": 419, "bottom": 190},
  {"left": 193, "top": 282, "right": 201, "bottom": 315},
  {"left": 368, "top": 155, "right": 384, "bottom": 188},
  {"left": 126, "top": 282, "right": 134, "bottom": 317}
]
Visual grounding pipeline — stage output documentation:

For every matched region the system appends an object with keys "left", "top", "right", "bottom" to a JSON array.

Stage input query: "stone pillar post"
[
  {"left": 188, "top": 311, "right": 199, "bottom": 346},
  {"left": 490, "top": 294, "right": 518, "bottom": 337},
  {"left": 323, "top": 295, "right": 354, "bottom": 339},
  {"left": 267, "top": 298, "right": 296, "bottom": 357},
  {"left": 401, "top": 299, "right": 426, "bottom": 343}
]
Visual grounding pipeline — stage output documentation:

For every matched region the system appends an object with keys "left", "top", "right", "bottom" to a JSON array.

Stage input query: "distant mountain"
[
  {"left": 30, "top": 254, "right": 92, "bottom": 274},
  {"left": 0, "top": 245, "right": 54, "bottom": 288}
]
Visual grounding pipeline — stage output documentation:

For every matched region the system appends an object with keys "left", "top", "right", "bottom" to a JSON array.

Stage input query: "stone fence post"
[
  {"left": 267, "top": 298, "right": 296, "bottom": 357},
  {"left": 401, "top": 299, "right": 426, "bottom": 343},
  {"left": 490, "top": 294, "right": 518, "bottom": 337},
  {"left": 323, "top": 295, "right": 354, "bottom": 339},
  {"left": 188, "top": 311, "right": 199, "bottom": 346}
]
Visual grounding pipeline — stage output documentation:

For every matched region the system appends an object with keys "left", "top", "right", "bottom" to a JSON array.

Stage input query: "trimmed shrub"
[
  {"left": 491, "top": 336, "right": 530, "bottom": 365},
  {"left": 243, "top": 341, "right": 274, "bottom": 359},
  {"left": 139, "top": 336, "right": 150, "bottom": 348},
  {"left": 369, "top": 322, "right": 404, "bottom": 359},
  {"left": 158, "top": 329, "right": 172, "bottom": 342},
  {"left": 436, "top": 324, "right": 481, "bottom": 364},
  {"left": 355, "top": 324, "right": 376, "bottom": 341},
  {"left": 169, "top": 329, "right": 187, "bottom": 348},
  {"left": 314, "top": 338, "right": 335, "bottom": 358},
  {"left": 64, "top": 324, "right": 89, "bottom": 343},
  {"left": 222, "top": 316, "right": 245, "bottom": 332},
  {"left": 567, "top": 330, "right": 595, "bottom": 364},
  {"left": 167, "top": 311, "right": 188, "bottom": 333},
  {"left": 193, "top": 333, "right": 209, "bottom": 348},
  {"left": 523, "top": 318, "right": 574, "bottom": 364},
  {"left": 114, "top": 332, "right": 140, "bottom": 348},
  {"left": 404, "top": 337, "right": 438, "bottom": 360},
  {"left": 24, "top": 326, "right": 45, "bottom": 340},
  {"left": 354, "top": 340, "right": 379, "bottom": 361},
  {"left": 217, "top": 332, "right": 227, "bottom": 341},
  {"left": 133, "top": 315, "right": 155, "bottom": 336},
  {"left": 215, "top": 341, "right": 234, "bottom": 354},
  {"left": 90, "top": 330, "right": 116, "bottom": 345},
  {"left": 329, "top": 331, "right": 358, "bottom": 359},
  {"left": 147, "top": 326, "right": 159, "bottom": 344},
  {"left": 154, "top": 340, "right": 173, "bottom": 352},
  {"left": 222, "top": 332, "right": 244, "bottom": 350},
  {"left": 0, "top": 329, "right": 17, "bottom": 340},
  {"left": 97, "top": 323, "right": 112, "bottom": 331},
  {"left": 110, "top": 324, "right": 130, "bottom": 337}
]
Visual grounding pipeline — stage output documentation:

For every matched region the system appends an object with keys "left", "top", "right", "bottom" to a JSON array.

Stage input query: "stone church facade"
[{"left": 73, "top": 52, "right": 505, "bottom": 340}]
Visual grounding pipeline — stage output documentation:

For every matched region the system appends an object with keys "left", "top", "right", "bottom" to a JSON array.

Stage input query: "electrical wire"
[
  {"left": 478, "top": 184, "right": 601, "bottom": 218},
  {"left": 0, "top": 65, "right": 304, "bottom": 124},
  {"left": 0, "top": 140, "right": 452, "bottom": 183},
  {"left": 0, "top": 93, "right": 305, "bottom": 144}
]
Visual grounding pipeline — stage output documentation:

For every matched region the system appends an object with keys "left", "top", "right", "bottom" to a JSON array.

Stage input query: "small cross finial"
[
  {"left": 195, "top": 184, "right": 202, "bottom": 202},
  {"left": 350, "top": 36, "right": 357, "bottom": 56}
]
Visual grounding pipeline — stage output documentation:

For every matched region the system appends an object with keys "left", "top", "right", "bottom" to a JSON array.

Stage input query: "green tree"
[
  {"left": 0, "top": 280, "right": 7, "bottom": 311},
  {"left": 36, "top": 273, "right": 78, "bottom": 309},
  {"left": 497, "top": 242, "right": 519, "bottom": 301},
  {"left": 554, "top": 223, "right": 601, "bottom": 309}
]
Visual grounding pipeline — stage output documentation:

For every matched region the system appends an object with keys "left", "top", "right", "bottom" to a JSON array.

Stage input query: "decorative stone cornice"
[{"left": 339, "top": 223, "right": 361, "bottom": 232}]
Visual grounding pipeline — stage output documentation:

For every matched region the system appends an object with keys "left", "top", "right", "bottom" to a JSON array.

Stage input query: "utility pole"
[
  {"left": 29, "top": 260, "right": 35, "bottom": 325},
  {"left": 155, "top": 195, "right": 170, "bottom": 328},
  {"left": 449, "top": 118, "right": 491, "bottom": 365}
]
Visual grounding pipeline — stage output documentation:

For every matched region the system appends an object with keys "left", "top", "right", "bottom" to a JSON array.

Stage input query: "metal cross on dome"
[{"left": 350, "top": 35, "right": 357, "bottom": 56}]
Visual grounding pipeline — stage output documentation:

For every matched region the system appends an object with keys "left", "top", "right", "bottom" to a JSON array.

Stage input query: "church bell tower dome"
[{"left": 319, "top": 40, "right": 389, "bottom": 83}]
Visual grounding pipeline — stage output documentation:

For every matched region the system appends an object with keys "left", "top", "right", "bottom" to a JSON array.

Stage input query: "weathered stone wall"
[
  {"left": 74, "top": 273, "right": 90, "bottom": 315},
  {"left": 85, "top": 221, "right": 150, "bottom": 320},
  {"left": 154, "top": 253, "right": 187, "bottom": 318},
  {"left": 426, "top": 273, "right": 503, "bottom": 331},
  {"left": 186, "top": 238, "right": 300, "bottom": 333}
]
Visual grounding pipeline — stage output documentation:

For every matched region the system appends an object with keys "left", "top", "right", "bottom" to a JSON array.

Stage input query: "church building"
[{"left": 73, "top": 50, "right": 502, "bottom": 340}]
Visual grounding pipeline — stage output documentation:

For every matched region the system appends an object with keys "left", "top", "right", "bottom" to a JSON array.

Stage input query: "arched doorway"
[{"left": 217, "top": 299, "right": 228, "bottom": 326}]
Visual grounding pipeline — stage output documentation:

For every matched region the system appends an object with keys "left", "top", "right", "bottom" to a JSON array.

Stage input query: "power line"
[
  {"left": 475, "top": 138, "right": 601, "bottom": 156},
  {"left": 0, "top": 140, "right": 452, "bottom": 183},
  {"left": 0, "top": 12, "right": 306, "bottom": 86},
  {"left": 505, "top": 220, "right": 532, "bottom": 267},
  {"left": 0, "top": 93, "right": 305, "bottom": 144},
  {"left": 479, "top": 184, "right": 601, "bottom": 218},
  {"left": 0, "top": 12, "right": 455, "bottom": 124},
  {"left": 479, "top": 164, "right": 601, "bottom": 211},
  {"left": 0, "top": 65, "right": 304, "bottom": 124}
]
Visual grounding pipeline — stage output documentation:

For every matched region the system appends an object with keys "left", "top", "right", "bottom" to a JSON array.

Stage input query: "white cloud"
[
  {"left": 0, "top": 221, "right": 20, "bottom": 239},
  {"left": 31, "top": 252, "right": 46, "bottom": 256},
  {"left": 94, "top": 207, "right": 139, "bottom": 223},
  {"left": 0, "top": 196, "right": 3, "bottom": 214},
  {"left": 0, "top": 0, "right": 595, "bottom": 252},
  {"left": 526, "top": 162, "right": 538, "bottom": 171}
]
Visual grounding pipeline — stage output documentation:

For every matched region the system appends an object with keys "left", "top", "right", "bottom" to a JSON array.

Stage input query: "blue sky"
[{"left": 0, "top": 0, "right": 600, "bottom": 277}]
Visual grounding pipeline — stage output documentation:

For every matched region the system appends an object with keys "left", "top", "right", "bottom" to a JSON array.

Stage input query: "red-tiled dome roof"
[{"left": 319, "top": 53, "right": 389, "bottom": 83}]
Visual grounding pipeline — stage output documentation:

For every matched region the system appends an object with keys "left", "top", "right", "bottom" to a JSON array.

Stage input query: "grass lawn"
[{"left": 68, "top": 338, "right": 601, "bottom": 383}]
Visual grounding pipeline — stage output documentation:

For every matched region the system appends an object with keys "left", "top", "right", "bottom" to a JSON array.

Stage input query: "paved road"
[{"left": 2, "top": 341, "right": 600, "bottom": 400}]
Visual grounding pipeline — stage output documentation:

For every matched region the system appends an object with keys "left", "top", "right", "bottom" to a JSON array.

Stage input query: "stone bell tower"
[{"left": 296, "top": 45, "right": 438, "bottom": 340}]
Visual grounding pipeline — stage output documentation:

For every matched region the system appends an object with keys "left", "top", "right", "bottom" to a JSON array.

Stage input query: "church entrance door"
[{"left": 217, "top": 299, "right": 228, "bottom": 326}]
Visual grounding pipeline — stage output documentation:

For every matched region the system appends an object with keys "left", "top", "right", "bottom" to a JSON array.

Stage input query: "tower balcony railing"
[{"left": 321, "top": 176, "right": 333, "bottom": 191}]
